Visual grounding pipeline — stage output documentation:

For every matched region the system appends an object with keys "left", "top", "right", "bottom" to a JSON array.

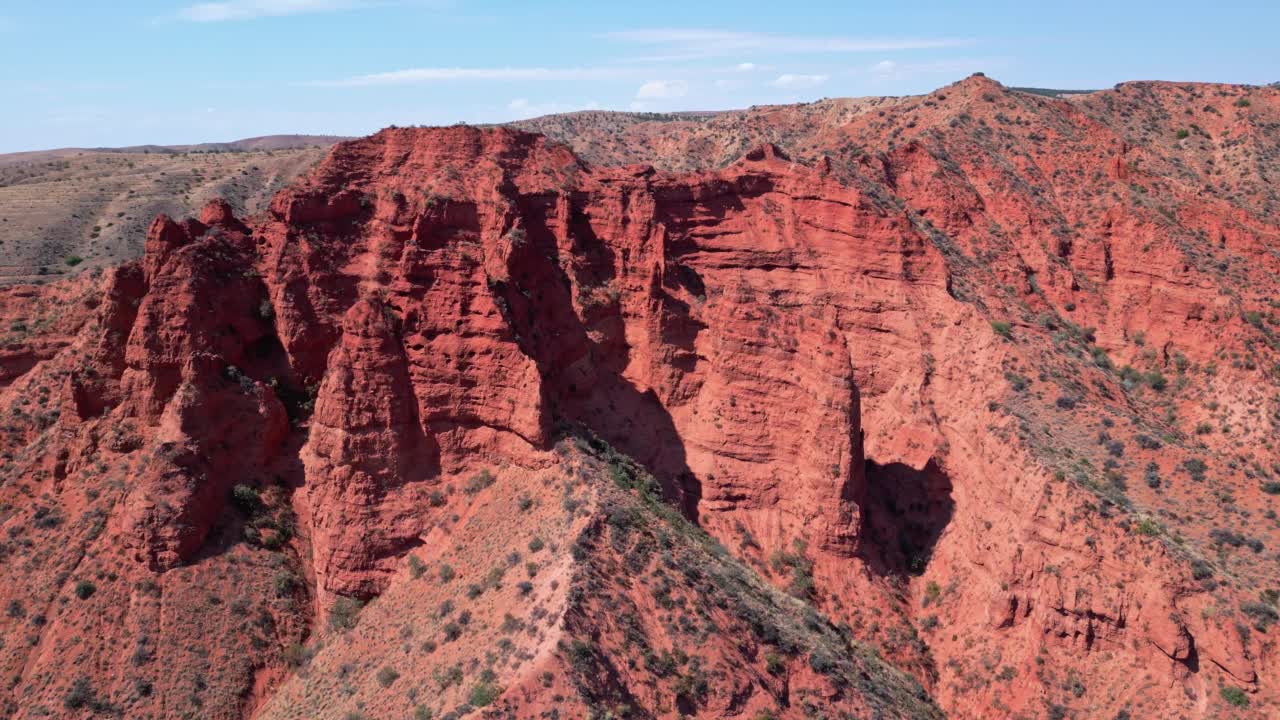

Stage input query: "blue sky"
[{"left": 1, "top": 1, "right": 1277, "bottom": 152}]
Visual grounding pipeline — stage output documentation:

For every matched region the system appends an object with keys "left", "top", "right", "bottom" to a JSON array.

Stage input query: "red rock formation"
[{"left": 0, "top": 76, "right": 1278, "bottom": 718}]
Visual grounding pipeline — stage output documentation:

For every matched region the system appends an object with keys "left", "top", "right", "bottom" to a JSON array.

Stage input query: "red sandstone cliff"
[{"left": 0, "top": 75, "right": 1277, "bottom": 719}]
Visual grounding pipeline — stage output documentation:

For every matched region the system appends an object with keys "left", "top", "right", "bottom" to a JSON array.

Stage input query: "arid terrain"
[
  {"left": 0, "top": 136, "right": 345, "bottom": 284},
  {"left": 0, "top": 75, "right": 1277, "bottom": 719}
]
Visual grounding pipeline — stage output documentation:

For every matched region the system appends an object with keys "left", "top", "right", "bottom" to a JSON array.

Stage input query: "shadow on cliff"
[
  {"left": 497, "top": 192, "right": 703, "bottom": 519},
  {"left": 858, "top": 458, "right": 954, "bottom": 577}
]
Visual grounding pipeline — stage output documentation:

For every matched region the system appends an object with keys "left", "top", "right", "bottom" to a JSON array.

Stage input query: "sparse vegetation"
[{"left": 328, "top": 596, "right": 364, "bottom": 631}]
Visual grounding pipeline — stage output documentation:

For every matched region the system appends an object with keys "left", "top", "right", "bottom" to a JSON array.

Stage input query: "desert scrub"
[{"left": 328, "top": 596, "right": 364, "bottom": 631}]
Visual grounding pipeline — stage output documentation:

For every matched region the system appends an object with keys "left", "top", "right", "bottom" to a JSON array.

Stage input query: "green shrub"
[
  {"left": 469, "top": 681, "right": 501, "bottom": 706},
  {"left": 433, "top": 663, "right": 463, "bottom": 689},
  {"left": 1135, "top": 434, "right": 1162, "bottom": 450},
  {"left": 64, "top": 677, "right": 96, "bottom": 709},
  {"left": 230, "top": 484, "right": 261, "bottom": 513},
  {"left": 73, "top": 580, "right": 96, "bottom": 600},
  {"left": 65, "top": 255, "right": 84, "bottom": 267},
  {"left": 273, "top": 571, "right": 298, "bottom": 597},
  {"left": 808, "top": 649, "right": 838, "bottom": 675},
  {"left": 1183, "top": 459, "right": 1208, "bottom": 481},
  {"left": 1220, "top": 685, "right": 1248, "bottom": 707},
  {"left": 328, "top": 596, "right": 364, "bottom": 631},
  {"left": 1241, "top": 601, "right": 1278, "bottom": 631},
  {"left": 283, "top": 642, "right": 309, "bottom": 667},
  {"left": 464, "top": 469, "right": 496, "bottom": 494},
  {"left": 1134, "top": 518, "right": 1159, "bottom": 536},
  {"left": 439, "top": 564, "right": 456, "bottom": 582},
  {"left": 376, "top": 666, "right": 400, "bottom": 687},
  {"left": 1005, "top": 372, "right": 1030, "bottom": 392},
  {"left": 991, "top": 320, "right": 1012, "bottom": 339}
]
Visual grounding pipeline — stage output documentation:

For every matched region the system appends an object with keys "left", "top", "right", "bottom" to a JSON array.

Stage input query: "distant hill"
[
  {"left": 0, "top": 135, "right": 350, "bottom": 166},
  {"left": 91, "top": 134, "right": 354, "bottom": 154},
  {"left": 0, "top": 137, "right": 346, "bottom": 283}
]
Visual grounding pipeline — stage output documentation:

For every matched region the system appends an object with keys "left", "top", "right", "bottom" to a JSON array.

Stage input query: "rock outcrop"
[{"left": 0, "top": 76, "right": 1277, "bottom": 718}]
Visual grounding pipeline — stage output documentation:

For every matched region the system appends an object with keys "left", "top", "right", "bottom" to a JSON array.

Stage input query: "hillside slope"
[{"left": 0, "top": 139, "right": 341, "bottom": 284}]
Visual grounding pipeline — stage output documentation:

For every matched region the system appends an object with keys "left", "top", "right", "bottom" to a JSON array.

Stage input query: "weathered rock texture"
[{"left": 0, "top": 75, "right": 1277, "bottom": 719}]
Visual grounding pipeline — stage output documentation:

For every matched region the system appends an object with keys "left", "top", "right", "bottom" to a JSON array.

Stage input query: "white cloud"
[
  {"left": 605, "top": 28, "right": 972, "bottom": 61},
  {"left": 177, "top": 0, "right": 368, "bottom": 22},
  {"left": 317, "top": 66, "right": 634, "bottom": 87},
  {"left": 872, "top": 60, "right": 898, "bottom": 78},
  {"left": 771, "top": 73, "right": 828, "bottom": 89},
  {"left": 734, "top": 62, "right": 757, "bottom": 72},
  {"left": 635, "top": 79, "right": 689, "bottom": 99}
]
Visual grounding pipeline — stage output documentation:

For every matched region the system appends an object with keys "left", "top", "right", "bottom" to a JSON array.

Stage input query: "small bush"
[
  {"left": 230, "top": 484, "right": 261, "bottom": 513},
  {"left": 1135, "top": 434, "right": 1161, "bottom": 450},
  {"left": 991, "top": 320, "right": 1013, "bottom": 339},
  {"left": 273, "top": 571, "right": 298, "bottom": 597},
  {"left": 64, "top": 255, "right": 84, "bottom": 267},
  {"left": 376, "top": 666, "right": 400, "bottom": 687},
  {"left": 1220, "top": 685, "right": 1248, "bottom": 707},
  {"left": 464, "top": 469, "right": 496, "bottom": 495},
  {"left": 469, "top": 681, "right": 501, "bottom": 707},
  {"left": 1240, "top": 601, "right": 1278, "bottom": 631},
  {"left": 1134, "top": 518, "right": 1159, "bottom": 537},
  {"left": 74, "top": 580, "right": 96, "bottom": 600},
  {"left": 64, "top": 677, "right": 96, "bottom": 709},
  {"left": 1183, "top": 459, "right": 1208, "bottom": 481},
  {"left": 528, "top": 537, "right": 545, "bottom": 552},
  {"left": 1144, "top": 463, "right": 1161, "bottom": 489},
  {"left": 1005, "top": 372, "right": 1030, "bottom": 392},
  {"left": 329, "top": 596, "right": 364, "bottom": 631},
  {"left": 808, "top": 649, "right": 838, "bottom": 675},
  {"left": 439, "top": 564, "right": 456, "bottom": 582}
]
